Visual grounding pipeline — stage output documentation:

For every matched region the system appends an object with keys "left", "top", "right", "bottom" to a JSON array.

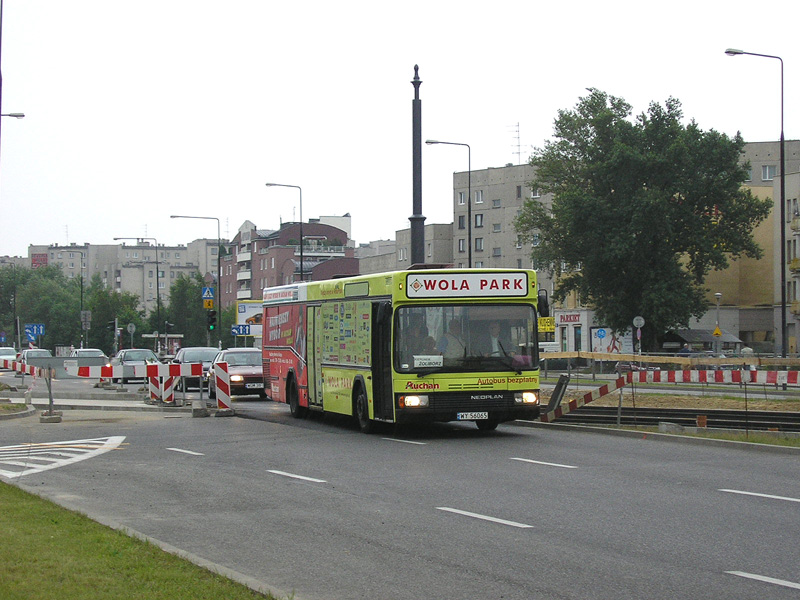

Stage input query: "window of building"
[
  {"left": 398, "top": 247, "right": 408, "bottom": 261},
  {"left": 458, "top": 215, "right": 465, "bottom": 230},
  {"left": 271, "top": 257, "right": 275, "bottom": 268},
  {"left": 475, "top": 213, "right": 484, "bottom": 228},
  {"left": 475, "top": 261, "right": 483, "bottom": 268},
  {"left": 159, "top": 281, "right": 165, "bottom": 289},
  {"left": 516, "top": 185, "right": 522, "bottom": 199},
  {"left": 148, "top": 270, "right": 153, "bottom": 278},
  {"left": 475, "top": 190, "right": 483, "bottom": 204},
  {"left": 532, "top": 233, "right": 540, "bottom": 247},
  {"left": 133, "top": 252, "right": 139, "bottom": 259},
  {"left": 458, "top": 191, "right": 466, "bottom": 205},
  {"left": 175, "top": 252, "right": 180, "bottom": 259},
  {"left": 516, "top": 235, "right": 523, "bottom": 248},
  {"left": 532, "top": 188, "right": 541, "bottom": 199},
  {"left": 492, "top": 198, "right": 501, "bottom": 208},
  {"left": 475, "top": 237, "right": 484, "bottom": 252},
  {"left": 763, "top": 165, "right": 777, "bottom": 181},
  {"left": 493, "top": 223, "right": 502, "bottom": 233},
  {"left": 427, "top": 243, "right": 432, "bottom": 257},
  {"left": 148, "top": 282, "right": 153, "bottom": 289},
  {"left": 744, "top": 168, "right": 752, "bottom": 182},
  {"left": 517, "top": 258, "right": 523, "bottom": 268},
  {"left": 458, "top": 239, "right": 466, "bottom": 253},
  {"left": 492, "top": 247, "right": 502, "bottom": 257}
]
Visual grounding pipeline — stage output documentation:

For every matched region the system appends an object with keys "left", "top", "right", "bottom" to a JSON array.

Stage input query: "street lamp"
[
  {"left": 426, "top": 139, "right": 472, "bottom": 268},
  {"left": 0, "top": 113, "right": 24, "bottom": 118},
  {"left": 170, "top": 215, "right": 222, "bottom": 340},
  {"left": 725, "top": 47, "right": 786, "bottom": 358},
  {"left": 72, "top": 249, "right": 86, "bottom": 348},
  {"left": 714, "top": 292, "right": 722, "bottom": 355},
  {"left": 265, "top": 183, "right": 304, "bottom": 281},
  {"left": 113, "top": 237, "right": 161, "bottom": 334}
]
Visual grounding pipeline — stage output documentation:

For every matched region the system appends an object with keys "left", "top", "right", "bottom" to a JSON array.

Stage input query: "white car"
[
  {"left": 69, "top": 348, "right": 109, "bottom": 362},
  {"left": 0, "top": 347, "right": 17, "bottom": 369}
]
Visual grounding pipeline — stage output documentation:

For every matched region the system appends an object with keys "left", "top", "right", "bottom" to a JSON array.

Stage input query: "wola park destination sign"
[{"left": 405, "top": 272, "right": 529, "bottom": 298}]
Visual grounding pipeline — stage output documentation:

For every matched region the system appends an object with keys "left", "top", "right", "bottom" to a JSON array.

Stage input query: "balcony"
[
  {"left": 237, "top": 270, "right": 252, "bottom": 281},
  {"left": 791, "top": 258, "right": 800, "bottom": 274},
  {"left": 237, "top": 251, "right": 252, "bottom": 263},
  {"left": 237, "top": 288, "right": 252, "bottom": 300},
  {"left": 792, "top": 216, "right": 800, "bottom": 232},
  {"left": 792, "top": 301, "right": 800, "bottom": 316}
]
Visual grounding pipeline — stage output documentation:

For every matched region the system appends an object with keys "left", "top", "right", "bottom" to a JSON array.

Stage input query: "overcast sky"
[{"left": 0, "top": 1, "right": 797, "bottom": 257}]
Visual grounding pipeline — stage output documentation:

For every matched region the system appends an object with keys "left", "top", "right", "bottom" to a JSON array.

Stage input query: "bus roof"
[{"left": 262, "top": 268, "right": 539, "bottom": 306}]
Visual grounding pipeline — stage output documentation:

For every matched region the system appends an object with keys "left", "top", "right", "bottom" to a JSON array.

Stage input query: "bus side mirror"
[{"left": 538, "top": 289, "right": 550, "bottom": 318}]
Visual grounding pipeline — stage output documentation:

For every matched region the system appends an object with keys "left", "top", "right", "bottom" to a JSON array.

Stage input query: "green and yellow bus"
[{"left": 262, "top": 268, "right": 549, "bottom": 432}]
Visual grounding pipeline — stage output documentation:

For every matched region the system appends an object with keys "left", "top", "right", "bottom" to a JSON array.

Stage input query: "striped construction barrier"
[
  {"left": 212, "top": 362, "right": 232, "bottom": 411},
  {"left": 1, "top": 359, "right": 47, "bottom": 378},
  {"left": 626, "top": 369, "right": 800, "bottom": 386},
  {"left": 64, "top": 363, "right": 203, "bottom": 380},
  {"left": 540, "top": 376, "right": 627, "bottom": 423},
  {"left": 148, "top": 376, "right": 176, "bottom": 405},
  {"left": 540, "top": 369, "right": 800, "bottom": 423}
]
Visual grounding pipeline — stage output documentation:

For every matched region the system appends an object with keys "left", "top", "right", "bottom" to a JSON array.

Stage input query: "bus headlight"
[
  {"left": 399, "top": 395, "right": 429, "bottom": 408},
  {"left": 514, "top": 391, "right": 539, "bottom": 405}
]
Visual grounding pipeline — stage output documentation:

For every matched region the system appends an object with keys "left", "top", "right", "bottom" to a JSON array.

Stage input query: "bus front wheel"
[
  {"left": 288, "top": 380, "right": 306, "bottom": 419},
  {"left": 354, "top": 387, "right": 374, "bottom": 434}
]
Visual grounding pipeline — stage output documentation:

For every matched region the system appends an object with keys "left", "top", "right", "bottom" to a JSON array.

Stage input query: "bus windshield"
[{"left": 394, "top": 304, "right": 540, "bottom": 374}]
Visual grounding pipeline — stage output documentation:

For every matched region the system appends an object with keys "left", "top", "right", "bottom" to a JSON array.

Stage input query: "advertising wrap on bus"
[{"left": 262, "top": 269, "right": 546, "bottom": 433}]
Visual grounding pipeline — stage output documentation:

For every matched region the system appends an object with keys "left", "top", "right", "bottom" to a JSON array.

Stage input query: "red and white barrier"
[
  {"left": 540, "top": 369, "right": 800, "bottom": 423},
  {"left": 64, "top": 362, "right": 203, "bottom": 380},
  {"left": 213, "top": 362, "right": 232, "bottom": 411},
  {"left": 540, "top": 376, "right": 627, "bottom": 423}
]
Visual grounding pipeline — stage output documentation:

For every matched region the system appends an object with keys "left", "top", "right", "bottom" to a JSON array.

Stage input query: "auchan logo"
[{"left": 406, "top": 273, "right": 528, "bottom": 298}]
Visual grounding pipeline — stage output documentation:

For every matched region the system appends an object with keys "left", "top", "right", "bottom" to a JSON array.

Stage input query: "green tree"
[
  {"left": 164, "top": 273, "right": 209, "bottom": 347},
  {"left": 515, "top": 90, "right": 772, "bottom": 350},
  {"left": 84, "top": 274, "right": 145, "bottom": 354}
]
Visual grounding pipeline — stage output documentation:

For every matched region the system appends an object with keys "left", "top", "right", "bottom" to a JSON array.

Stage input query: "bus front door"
[{"left": 371, "top": 301, "right": 393, "bottom": 420}]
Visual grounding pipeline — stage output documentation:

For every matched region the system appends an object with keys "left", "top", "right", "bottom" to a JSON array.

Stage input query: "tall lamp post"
[
  {"left": 114, "top": 237, "right": 161, "bottom": 338},
  {"left": 426, "top": 140, "right": 471, "bottom": 267},
  {"left": 725, "top": 48, "right": 786, "bottom": 357},
  {"left": 73, "top": 249, "right": 86, "bottom": 348},
  {"left": 265, "top": 183, "right": 304, "bottom": 281},
  {"left": 170, "top": 215, "right": 222, "bottom": 339},
  {"left": 714, "top": 292, "right": 722, "bottom": 355}
]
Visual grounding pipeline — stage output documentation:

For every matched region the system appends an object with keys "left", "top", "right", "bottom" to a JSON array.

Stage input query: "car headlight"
[
  {"left": 230, "top": 375, "right": 244, "bottom": 382},
  {"left": 398, "top": 394, "right": 429, "bottom": 408},
  {"left": 514, "top": 391, "right": 539, "bottom": 404}
]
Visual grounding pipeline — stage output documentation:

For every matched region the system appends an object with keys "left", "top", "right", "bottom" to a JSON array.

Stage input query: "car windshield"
[
  {"left": 394, "top": 303, "right": 540, "bottom": 374},
  {"left": 26, "top": 350, "right": 52, "bottom": 358},
  {"left": 77, "top": 349, "right": 105, "bottom": 357},
  {"left": 183, "top": 349, "right": 219, "bottom": 363},
  {"left": 222, "top": 351, "right": 261, "bottom": 366},
  {"left": 125, "top": 350, "right": 157, "bottom": 361}
]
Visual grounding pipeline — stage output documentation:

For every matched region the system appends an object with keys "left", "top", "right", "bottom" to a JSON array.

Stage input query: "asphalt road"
[{"left": 2, "top": 401, "right": 799, "bottom": 600}]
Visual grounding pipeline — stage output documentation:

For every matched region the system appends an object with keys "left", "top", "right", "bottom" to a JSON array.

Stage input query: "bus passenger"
[{"left": 438, "top": 319, "right": 466, "bottom": 358}]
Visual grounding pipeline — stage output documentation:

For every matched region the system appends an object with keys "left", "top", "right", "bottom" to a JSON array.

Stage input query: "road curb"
[{"left": 0, "top": 404, "right": 36, "bottom": 420}]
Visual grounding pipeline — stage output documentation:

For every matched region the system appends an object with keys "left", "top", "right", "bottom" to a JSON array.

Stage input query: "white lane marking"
[
  {"left": 436, "top": 507, "right": 533, "bottom": 529},
  {"left": 382, "top": 438, "right": 426, "bottom": 445},
  {"left": 166, "top": 448, "right": 205, "bottom": 456},
  {"left": 726, "top": 571, "right": 800, "bottom": 590},
  {"left": 511, "top": 457, "right": 578, "bottom": 469},
  {"left": 267, "top": 469, "right": 327, "bottom": 483},
  {"left": 719, "top": 489, "right": 800, "bottom": 504},
  {"left": 0, "top": 437, "right": 126, "bottom": 479}
]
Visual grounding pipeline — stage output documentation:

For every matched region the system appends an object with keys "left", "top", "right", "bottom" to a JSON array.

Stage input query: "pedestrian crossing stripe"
[{"left": 0, "top": 436, "right": 126, "bottom": 479}]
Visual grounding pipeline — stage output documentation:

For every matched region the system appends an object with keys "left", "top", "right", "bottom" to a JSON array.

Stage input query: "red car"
[{"left": 208, "top": 348, "right": 267, "bottom": 399}]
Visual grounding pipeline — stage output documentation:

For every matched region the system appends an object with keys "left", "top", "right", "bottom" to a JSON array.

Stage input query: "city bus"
[{"left": 262, "top": 268, "right": 549, "bottom": 433}]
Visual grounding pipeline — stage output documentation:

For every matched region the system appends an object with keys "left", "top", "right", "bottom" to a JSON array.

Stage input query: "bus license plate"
[
  {"left": 245, "top": 383, "right": 264, "bottom": 389},
  {"left": 457, "top": 411, "right": 488, "bottom": 420}
]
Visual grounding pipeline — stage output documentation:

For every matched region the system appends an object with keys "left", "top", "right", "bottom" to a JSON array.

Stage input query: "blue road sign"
[
  {"left": 202, "top": 287, "right": 215, "bottom": 299},
  {"left": 231, "top": 324, "right": 251, "bottom": 336},
  {"left": 24, "top": 323, "right": 45, "bottom": 338}
]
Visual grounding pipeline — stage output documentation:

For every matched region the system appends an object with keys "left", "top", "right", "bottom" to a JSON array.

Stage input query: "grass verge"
[
  {"left": 610, "top": 426, "right": 800, "bottom": 448},
  {"left": 0, "top": 403, "right": 26, "bottom": 413},
  {"left": 0, "top": 482, "right": 283, "bottom": 600}
]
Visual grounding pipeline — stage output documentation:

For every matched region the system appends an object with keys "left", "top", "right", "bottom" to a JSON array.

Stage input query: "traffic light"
[
  {"left": 207, "top": 310, "right": 217, "bottom": 331},
  {"left": 107, "top": 320, "right": 115, "bottom": 331}
]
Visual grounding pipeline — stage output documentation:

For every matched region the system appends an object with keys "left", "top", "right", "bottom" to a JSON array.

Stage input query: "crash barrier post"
[{"left": 543, "top": 373, "right": 571, "bottom": 414}]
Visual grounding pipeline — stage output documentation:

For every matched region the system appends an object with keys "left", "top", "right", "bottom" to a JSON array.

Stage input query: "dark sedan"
[
  {"left": 208, "top": 348, "right": 267, "bottom": 399},
  {"left": 172, "top": 346, "right": 219, "bottom": 391}
]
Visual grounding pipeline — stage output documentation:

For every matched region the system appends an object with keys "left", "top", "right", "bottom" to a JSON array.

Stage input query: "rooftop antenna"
[{"left": 510, "top": 122, "right": 521, "bottom": 165}]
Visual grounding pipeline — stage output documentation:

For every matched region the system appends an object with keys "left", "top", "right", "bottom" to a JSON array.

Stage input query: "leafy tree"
[
  {"left": 515, "top": 90, "right": 772, "bottom": 350},
  {"left": 164, "top": 273, "right": 210, "bottom": 347},
  {"left": 83, "top": 274, "right": 146, "bottom": 354}
]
